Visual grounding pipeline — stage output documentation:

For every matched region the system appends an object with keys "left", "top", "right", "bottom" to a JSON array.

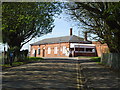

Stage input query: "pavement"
[{"left": 1, "top": 57, "right": 120, "bottom": 90}]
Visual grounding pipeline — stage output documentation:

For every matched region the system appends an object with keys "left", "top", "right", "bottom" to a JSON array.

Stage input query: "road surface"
[{"left": 2, "top": 58, "right": 81, "bottom": 90}]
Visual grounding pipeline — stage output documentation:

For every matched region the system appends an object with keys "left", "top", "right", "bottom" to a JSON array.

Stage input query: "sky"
[
  {"left": 21, "top": 12, "right": 85, "bottom": 51},
  {"left": 0, "top": 12, "right": 85, "bottom": 52}
]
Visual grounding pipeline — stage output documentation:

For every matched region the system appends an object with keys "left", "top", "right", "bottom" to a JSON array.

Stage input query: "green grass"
[
  {"left": 78, "top": 56, "right": 101, "bottom": 62},
  {"left": 0, "top": 64, "right": 11, "bottom": 67},
  {"left": 90, "top": 57, "right": 101, "bottom": 62},
  {"left": 12, "top": 62, "right": 26, "bottom": 66},
  {"left": 1, "top": 57, "right": 43, "bottom": 68},
  {"left": 27, "top": 57, "right": 43, "bottom": 61}
]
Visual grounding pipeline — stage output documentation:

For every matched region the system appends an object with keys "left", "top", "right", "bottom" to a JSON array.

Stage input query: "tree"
[
  {"left": 2, "top": 2, "right": 62, "bottom": 61},
  {"left": 2, "top": 2, "right": 61, "bottom": 53},
  {"left": 65, "top": 2, "right": 120, "bottom": 53}
]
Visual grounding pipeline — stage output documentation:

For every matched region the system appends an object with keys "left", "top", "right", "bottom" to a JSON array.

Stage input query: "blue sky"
[
  {"left": 0, "top": 12, "right": 84, "bottom": 52},
  {"left": 21, "top": 12, "right": 84, "bottom": 51}
]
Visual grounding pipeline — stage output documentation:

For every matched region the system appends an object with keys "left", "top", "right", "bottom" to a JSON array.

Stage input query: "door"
[
  {"left": 34, "top": 50, "right": 37, "bottom": 57},
  {"left": 43, "top": 49, "right": 45, "bottom": 57}
]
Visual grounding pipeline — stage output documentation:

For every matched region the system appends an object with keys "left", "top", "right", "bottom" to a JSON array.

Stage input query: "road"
[{"left": 2, "top": 58, "right": 81, "bottom": 90}]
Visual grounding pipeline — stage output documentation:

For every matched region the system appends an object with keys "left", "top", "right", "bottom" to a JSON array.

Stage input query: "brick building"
[
  {"left": 92, "top": 41, "right": 109, "bottom": 57},
  {"left": 30, "top": 28, "right": 101, "bottom": 57}
]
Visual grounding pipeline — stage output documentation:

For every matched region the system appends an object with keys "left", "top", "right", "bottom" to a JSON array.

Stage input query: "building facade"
[
  {"left": 30, "top": 29, "right": 109, "bottom": 57},
  {"left": 92, "top": 41, "right": 109, "bottom": 57},
  {"left": 30, "top": 36, "right": 98, "bottom": 57}
]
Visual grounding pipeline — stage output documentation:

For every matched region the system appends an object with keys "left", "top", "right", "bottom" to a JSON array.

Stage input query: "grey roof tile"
[{"left": 31, "top": 35, "right": 91, "bottom": 45}]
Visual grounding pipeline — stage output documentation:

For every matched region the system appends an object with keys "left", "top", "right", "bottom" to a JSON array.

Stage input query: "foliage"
[
  {"left": 16, "top": 49, "right": 28, "bottom": 61},
  {"left": 2, "top": 2, "right": 62, "bottom": 63},
  {"left": 64, "top": 2, "right": 120, "bottom": 53},
  {"left": 2, "top": 2, "right": 62, "bottom": 49}
]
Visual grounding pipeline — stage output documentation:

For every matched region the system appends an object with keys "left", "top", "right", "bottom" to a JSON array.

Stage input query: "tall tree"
[
  {"left": 2, "top": 2, "right": 62, "bottom": 51},
  {"left": 65, "top": 2, "right": 120, "bottom": 53}
]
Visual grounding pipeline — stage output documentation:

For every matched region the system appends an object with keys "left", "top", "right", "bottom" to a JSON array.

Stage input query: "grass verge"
[
  {"left": 1, "top": 57, "right": 43, "bottom": 69},
  {"left": 90, "top": 57, "right": 101, "bottom": 62},
  {"left": 78, "top": 56, "right": 101, "bottom": 62}
]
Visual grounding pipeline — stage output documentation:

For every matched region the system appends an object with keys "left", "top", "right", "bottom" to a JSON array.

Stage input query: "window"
[
  {"left": 48, "top": 47, "right": 51, "bottom": 54},
  {"left": 86, "top": 48, "right": 93, "bottom": 52},
  {"left": 54, "top": 47, "right": 57, "bottom": 54},
  {"left": 38, "top": 48, "right": 40, "bottom": 55},
  {"left": 63, "top": 46, "right": 66, "bottom": 54},
  {"left": 32, "top": 49, "right": 35, "bottom": 54},
  {"left": 60, "top": 47, "right": 62, "bottom": 51}
]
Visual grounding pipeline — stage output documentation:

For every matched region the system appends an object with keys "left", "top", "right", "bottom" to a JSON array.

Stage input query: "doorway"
[
  {"left": 43, "top": 49, "right": 45, "bottom": 57},
  {"left": 34, "top": 50, "right": 37, "bottom": 57}
]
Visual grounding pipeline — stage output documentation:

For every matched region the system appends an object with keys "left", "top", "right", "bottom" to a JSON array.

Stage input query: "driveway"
[{"left": 2, "top": 58, "right": 80, "bottom": 90}]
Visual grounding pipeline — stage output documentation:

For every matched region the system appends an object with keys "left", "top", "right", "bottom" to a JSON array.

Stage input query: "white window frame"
[
  {"left": 48, "top": 47, "right": 51, "bottom": 54},
  {"left": 54, "top": 47, "right": 57, "bottom": 54},
  {"left": 32, "top": 49, "right": 35, "bottom": 54},
  {"left": 62, "top": 46, "right": 66, "bottom": 54}
]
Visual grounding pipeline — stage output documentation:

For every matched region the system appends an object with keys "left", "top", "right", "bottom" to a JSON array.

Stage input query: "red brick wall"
[
  {"left": 92, "top": 42, "right": 109, "bottom": 57},
  {"left": 30, "top": 42, "right": 108, "bottom": 57},
  {"left": 30, "top": 42, "right": 70, "bottom": 57}
]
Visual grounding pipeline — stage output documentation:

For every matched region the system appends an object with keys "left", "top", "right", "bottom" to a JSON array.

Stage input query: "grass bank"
[
  {"left": 78, "top": 56, "right": 101, "bottom": 62},
  {"left": 1, "top": 57, "right": 43, "bottom": 69},
  {"left": 90, "top": 57, "right": 101, "bottom": 62}
]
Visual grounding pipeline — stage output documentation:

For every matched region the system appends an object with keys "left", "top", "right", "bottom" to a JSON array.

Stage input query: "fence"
[{"left": 101, "top": 53, "right": 120, "bottom": 70}]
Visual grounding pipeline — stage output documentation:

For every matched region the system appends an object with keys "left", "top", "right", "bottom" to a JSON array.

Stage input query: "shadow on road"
[{"left": 2, "top": 58, "right": 80, "bottom": 89}]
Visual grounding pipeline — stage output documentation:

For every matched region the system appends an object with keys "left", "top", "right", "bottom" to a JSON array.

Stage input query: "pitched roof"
[{"left": 31, "top": 35, "right": 91, "bottom": 45}]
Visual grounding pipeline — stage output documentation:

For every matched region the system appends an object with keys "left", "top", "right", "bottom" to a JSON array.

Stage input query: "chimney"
[
  {"left": 70, "top": 28, "right": 72, "bottom": 36},
  {"left": 84, "top": 32, "right": 88, "bottom": 41}
]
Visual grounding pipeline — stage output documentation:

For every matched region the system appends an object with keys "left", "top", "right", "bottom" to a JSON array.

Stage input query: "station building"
[{"left": 30, "top": 28, "right": 108, "bottom": 57}]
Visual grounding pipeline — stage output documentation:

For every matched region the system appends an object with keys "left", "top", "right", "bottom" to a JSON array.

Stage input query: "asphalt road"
[{"left": 2, "top": 58, "right": 80, "bottom": 90}]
